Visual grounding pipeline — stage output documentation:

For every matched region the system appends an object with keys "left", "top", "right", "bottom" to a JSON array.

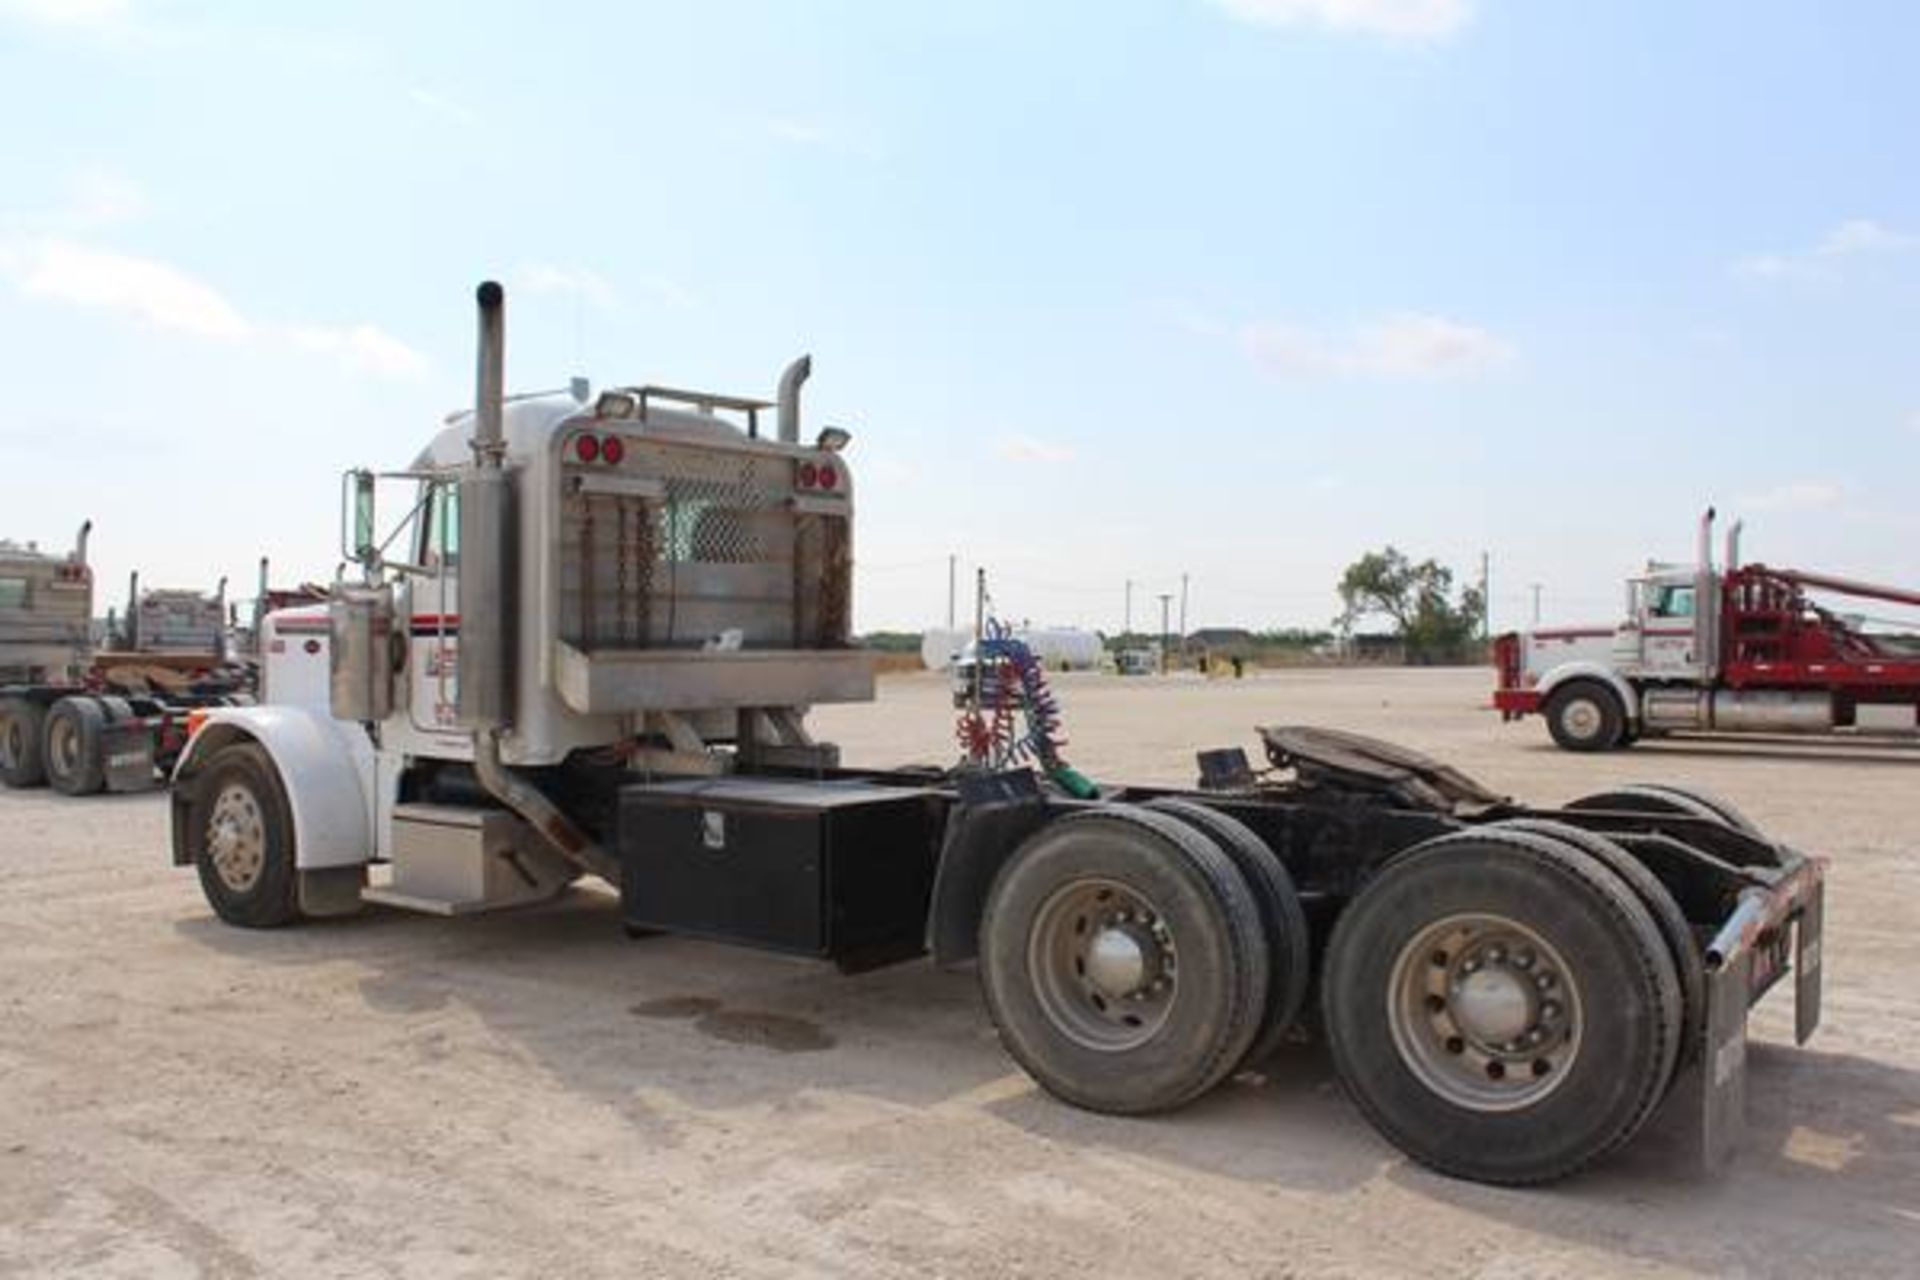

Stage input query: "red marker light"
[
  {"left": 601, "top": 434, "right": 625, "bottom": 465},
  {"left": 574, "top": 434, "right": 600, "bottom": 463},
  {"left": 818, "top": 464, "right": 838, "bottom": 491},
  {"left": 798, "top": 461, "right": 819, "bottom": 488}
]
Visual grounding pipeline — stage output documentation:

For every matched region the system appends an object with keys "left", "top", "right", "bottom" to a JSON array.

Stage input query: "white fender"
[
  {"left": 1533, "top": 660, "right": 1641, "bottom": 725},
  {"left": 172, "top": 706, "right": 376, "bottom": 869}
]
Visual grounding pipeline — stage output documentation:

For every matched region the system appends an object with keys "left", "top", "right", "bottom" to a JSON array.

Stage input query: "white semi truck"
[
  {"left": 168, "top": 284, "right": 1826, "bottom": 1186},
  {"left": 1495, "top": 511, "right": 1920, "bottom": 751}
]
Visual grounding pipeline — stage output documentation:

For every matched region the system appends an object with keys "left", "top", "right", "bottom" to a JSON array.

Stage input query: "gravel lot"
[{"left": 2, "top": 667, "right": 1916, "bottom": 1278}]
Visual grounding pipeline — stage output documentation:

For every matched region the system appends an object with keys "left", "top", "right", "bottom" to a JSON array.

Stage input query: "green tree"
[{"left": 1336, "top": 547, "right": 1485, "bottom": 658}]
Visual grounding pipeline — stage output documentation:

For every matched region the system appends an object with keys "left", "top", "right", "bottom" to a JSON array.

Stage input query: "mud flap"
[
  {"left": 101, "top": 721, "right": 158, "bottom": 792},
  {"left": 1697, "top": 948, "right": 1752, "bottom": 1171}
]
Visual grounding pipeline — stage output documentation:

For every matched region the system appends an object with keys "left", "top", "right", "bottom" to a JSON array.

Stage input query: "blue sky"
[{"left": 1, "top": 0, "right": 1915, "bottom": 634}]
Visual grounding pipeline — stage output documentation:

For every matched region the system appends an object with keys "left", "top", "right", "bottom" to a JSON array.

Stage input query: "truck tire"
[
  {"left": 1322, "top": 828, "right": 1681, "bottom": 1185},
  {"left": 1492, "top": 819, "right": 1703, "bottom": 1074},
  {"left": 979, "top": 805, "right": 1269, "bottom": 1114},
  {"left": 184, "top": 741, "right": 301, "bottom": 928},
  {"left": 0, "top": 697, "right": 48, "bottom": 788},
  {"left": 1144, "top": 797, "right": 1310, "bottom": 1067},
  {"left": 43, "top": 697, "right": 108, "bottom": 796},
  {"left": 1544, "top": 680, "right": 1627, "bottom": 752}
]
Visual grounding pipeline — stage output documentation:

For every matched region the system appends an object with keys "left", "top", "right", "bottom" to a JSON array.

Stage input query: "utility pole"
[
  {"left": 1179, "top": 572, "right": 1189, "bottom": 645},
  {"left": 946, "top": 554, "right": 956, "bottom": 630},
  {"left": 1157, "top": 592, "right": 1173, "bottom": 673},
  {"left": 1530, "top": 583, "right": 1543, "bottom": 626},
  {"left": 1480, "top": 550, "right": 1492, "bottom": 640},
  {"left": 1124, "top": 579, "right": 1133, "bottom": 639}
]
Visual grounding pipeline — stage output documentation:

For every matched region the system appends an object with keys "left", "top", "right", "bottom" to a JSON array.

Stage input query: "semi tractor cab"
[
  {"left": 169, "top": 285, "right": 1827, "bottom": 1187},
  {"left": 1495, "top": 511, "right": 1920, "bottom": 751}
]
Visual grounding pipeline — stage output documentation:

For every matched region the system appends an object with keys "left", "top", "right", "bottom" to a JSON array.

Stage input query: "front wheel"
[
  {"left": 184, "top": 742, "right": 301, "bottom": 928},
  {"left": 1544, "top": 681, "right": 1627, "bottom": 752},
  {"left": 1323, "top": 829, "right": 1681, "bottom": 1185}
]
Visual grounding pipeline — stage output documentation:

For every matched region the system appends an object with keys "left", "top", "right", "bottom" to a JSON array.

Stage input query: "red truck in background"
[{"left": 1494, "top": 511, "right": 1920, "bottom": 751}]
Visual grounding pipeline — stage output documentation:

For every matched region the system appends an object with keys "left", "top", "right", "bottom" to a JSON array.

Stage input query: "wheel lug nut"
[
  {"left": 1541, "top": 1001, "right": 1561, "bottom": 1020},
  {"left": 1535, "top": 974, "right": 1554, "bottom": 991},
  {"left": 1487, "top": 946, "right": 1505, "bottom": 964},
  {"left": 1514, "top": 950, "right": 1534, "bottom": 970}
]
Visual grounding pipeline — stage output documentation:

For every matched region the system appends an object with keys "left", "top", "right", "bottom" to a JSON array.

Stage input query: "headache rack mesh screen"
[{"left": 559, "top": 442, "right": 848, "bottom": 650}]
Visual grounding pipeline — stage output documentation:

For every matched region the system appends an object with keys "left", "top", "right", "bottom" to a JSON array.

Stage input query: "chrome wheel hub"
[
  {"left": 206, "top": 783, "right": 267, "bottom": 892},
  {"left": 1029, "top": 878, "right": 1177, "bottom": 1051},
  {"left": 1389, "top": 914, "right": 1581, "bottom": 1111},
  {"left": 1561, "top": 698, "right": 1602, "bottom": 741}
]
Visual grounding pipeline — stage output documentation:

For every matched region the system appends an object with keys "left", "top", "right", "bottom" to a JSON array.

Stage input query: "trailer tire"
[
  {"left": 185, "top": 741, "right": 301, "bottom": 928},
  {"left": 979, "top": 805, "right": 1268, "bottom": 1114},
  {"left": 1544, "top": 680, "right": 1626, "bottom": 752},
  {"left": 43, "top": 697, "right": 108, "bottom": 796},
  {"left": 1576, "top": 783, "right": 1761, "bottom": 837},
  {"left": 1493, "top": 819, "right": 1703, "bottom": 1074},
  {"left": 1323, "top": 828, "right": 1681, "bottom": 1185},
  {"left": 0, "top": 697, "right": 49, "bottom": 788},
  {"left": 1144, "top": 797, "right": 1310, "bottom": 1067}
]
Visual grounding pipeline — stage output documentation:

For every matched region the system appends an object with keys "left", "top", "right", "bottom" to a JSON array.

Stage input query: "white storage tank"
[{"left": 919, "top": 626, "right": 1103, "bottom": 671}]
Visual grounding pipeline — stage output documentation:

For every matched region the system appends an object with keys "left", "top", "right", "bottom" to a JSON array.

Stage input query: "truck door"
[
  {"left": 1641, "top": 582, "right": 1704, "bottom": 676},
  {"left": 408, "top": 482, "right": 461, "bottom": 733}
]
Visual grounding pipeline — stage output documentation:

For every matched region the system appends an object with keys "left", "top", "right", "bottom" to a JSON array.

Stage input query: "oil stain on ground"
[{"left": 630, "top": 996, "right": 834, "bottom": 1053}]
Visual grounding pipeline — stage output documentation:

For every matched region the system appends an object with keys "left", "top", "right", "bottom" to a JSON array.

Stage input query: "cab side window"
[
  {"left": 421, "top": 483, "right": 461, "bottom": 571},
  {"left": 1650, "top": 585, "right": 1695, "bottom": 619}
]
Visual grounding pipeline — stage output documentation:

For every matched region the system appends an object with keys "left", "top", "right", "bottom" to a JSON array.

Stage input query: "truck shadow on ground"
[
  {"left": 174, "top": 897, "right": 1920, "bottom": 1261},
  {"left": 1389, "top": 1041, "right": 1920, "bottom": 1276}
]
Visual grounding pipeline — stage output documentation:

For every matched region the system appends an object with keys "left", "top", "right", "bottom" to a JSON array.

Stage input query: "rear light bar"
[
  {"left": 795, "top": 460, "right": 839, "bottom": 492},
  {"left": 569, "top": 432, "right": 626, "bottom": 465}
]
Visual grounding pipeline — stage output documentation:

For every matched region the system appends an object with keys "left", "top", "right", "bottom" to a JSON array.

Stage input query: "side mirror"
[{"left": 343, "top": 469, "right": 378, "bottom": 568}]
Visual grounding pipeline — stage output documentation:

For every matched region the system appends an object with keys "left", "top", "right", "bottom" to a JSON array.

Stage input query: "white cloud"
[
  {"left": 1817, "top": 218, "right": 1919, "bottom": 257},
  {"left": 766, "top": 117, "right": 831, "bottom": 146},
  {"left": 65, "top": 168, "right": 148, "bottom": 228},
  {"left": 514, "top": 263, "right": 698, "bottom": 312},
  {"left": 1241, "top": 311, "right": 1514, "bottom": 378},
  {"left": 0, "top": 0, "right": 133, "bottom": 30},
  {"left": 516, "top": 262, "right": 618, "bottom": 310},
  {"left": 1735, "top": 217, "right": 1919, "bottom": 282},
  {"left": 1207, "top": 0, "right": 1473, "bottom": 40},
  {"left": 995, "top": 435, "right": 1076, "bottom": 464},
  {"left": 286, "top": 323, "right": 427, "bottom": 378},
  {"left": 1738, "top": 482, "right": 1843, "bottom": 513},
  {"left": 1, "top": 238, "right": 249, "bottom": 338},
  {"left": 0, "top": 236, "right": 424, "bottom": 376},
  {"left": 408, "top": 86, "right": 477, "bottom": 126}
]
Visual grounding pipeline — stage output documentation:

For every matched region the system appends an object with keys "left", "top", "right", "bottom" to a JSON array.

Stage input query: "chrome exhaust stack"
[
  {"left": 73, "top": 519, "right": 91, "bottom": 566},
  {"left": 777, "top": 354, "right": 812, "bottom": 444},
  {"left": 457, "top": 281, "right": 514, "bottom": 730},
  {"left": 456, "top": 280, "right": 618, "bottom": 883}
]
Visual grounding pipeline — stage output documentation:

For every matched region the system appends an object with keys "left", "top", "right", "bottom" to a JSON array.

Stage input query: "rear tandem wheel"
[
  {"left": 978, "top": 805, "right": 1270, "bottom": 1115},
  {"left": 1322, "top": 828, "right": 1682, "bottom": 1185},
  {"left": 0, "top": 697, "right": 48, "bottom": 788}
]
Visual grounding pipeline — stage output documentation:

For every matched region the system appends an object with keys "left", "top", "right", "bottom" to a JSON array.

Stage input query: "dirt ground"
[{"left": 2, "top": 667, "right": 1916, "bottom": 1278}]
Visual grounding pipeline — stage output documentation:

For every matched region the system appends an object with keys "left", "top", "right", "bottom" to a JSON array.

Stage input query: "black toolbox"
[{"left": 618, "top": 777, "right": 946, "bottom": 969}]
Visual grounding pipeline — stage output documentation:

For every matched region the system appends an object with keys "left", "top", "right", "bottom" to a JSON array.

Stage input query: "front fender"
[
  {"left": 1535, "top": 661, "right": 1640, "bottom": 726},
  {"left": 170, "top": 706, "right": 376, "bottom": 869}
]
